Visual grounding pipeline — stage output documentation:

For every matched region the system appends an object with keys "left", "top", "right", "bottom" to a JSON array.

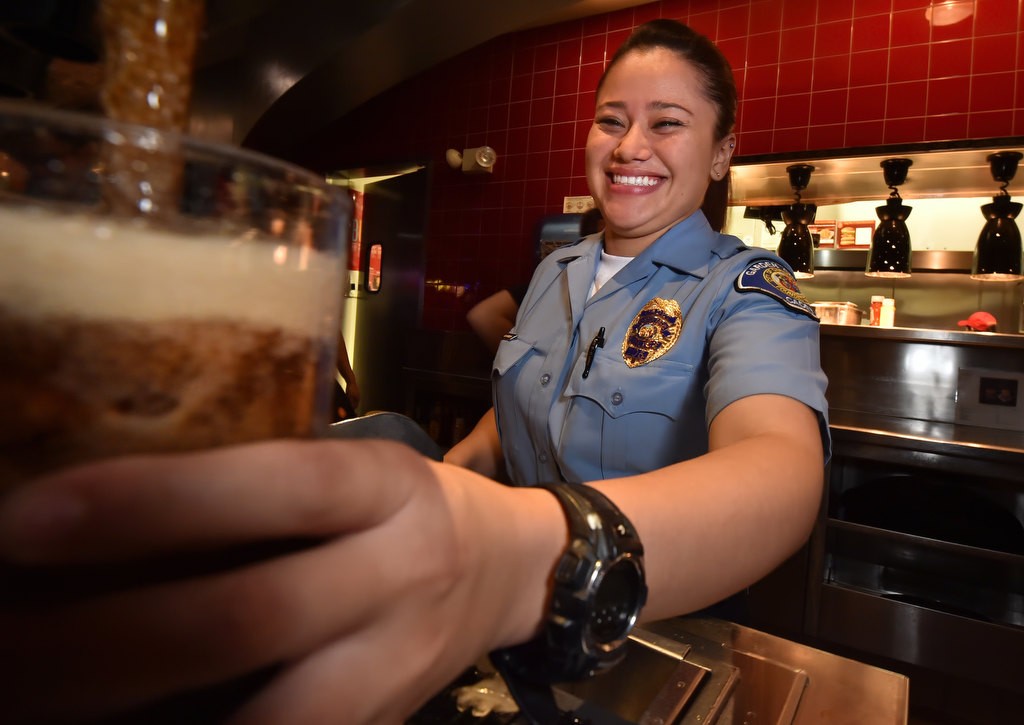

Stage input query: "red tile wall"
[{"left": 310, "top": 0, "right": 1024, "bottom": 330}]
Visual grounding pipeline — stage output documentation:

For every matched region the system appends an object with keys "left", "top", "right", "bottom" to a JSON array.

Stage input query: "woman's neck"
[{"left": 602, "top": 230, "right": 657, "bottom": 257}]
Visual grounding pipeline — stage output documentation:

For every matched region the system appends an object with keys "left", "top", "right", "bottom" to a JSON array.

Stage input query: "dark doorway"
[{"left": 337, "top": 166, "right": 429, "bottom": 415}]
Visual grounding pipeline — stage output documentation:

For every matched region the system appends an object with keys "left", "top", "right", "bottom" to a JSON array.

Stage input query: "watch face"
[{"left": 588, "top": 556, "right": 645, "bottom": 648}]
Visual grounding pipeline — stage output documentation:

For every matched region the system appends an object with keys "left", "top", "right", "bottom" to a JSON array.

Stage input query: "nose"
[{"left": 613, "top": 123, "right": 652, "bottom": 162}]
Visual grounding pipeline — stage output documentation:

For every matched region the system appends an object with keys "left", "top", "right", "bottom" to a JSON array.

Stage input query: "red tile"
[
  {"left": 775, "top": 92, "right": 811, "bottom": 127},
  {"left": 580, "top": 62, "right": 604, "bottom": 94},
  {"left": 891, "top": 9, "right": 931, "bottom": 46},
  {"left": 781, "top": 0, "right": 814, "bottom": 28},
  {"left": 581, "top": 14, "right": 609, "bottom": 37},
  {"left": 508, "top": 100, "right": 531, "bottom": 129},
  {"left": 972, "top": 33, "right": 1018, "bottom": 74},
  {"left": 810, "top": 89, "right": 849, "bottom": 125},
  {"left": 737, "top": 129, "right": 773, "bottom": 155},
  {"left": 886, "top": 80, "right": 928, "bottom": 117},
  {"left": 606, "top": 28, "right": 632, "bottom": 56},
  {"left": 490, "top": 78, "right": 511, "bottom": 106},
  {"left": 467, "top": 108, "right": 488, "bottom": 136},
  {"left": 534, "top": 43, "right": 558, "bottom": 72},
  {"left": 660, "top": 0, "right": 690, "bottom": 22},
  {"left": 688, "top": 11, "right": 719, "bottom": 40},
  {"left": 779, "top": 59, "right": 814, "bottom": 94},
  {"left": 533, "top": 69, "right": 556, "bottom": 98},
  {"left": 744, "top": 64, "right": 780, "bottom": 99},
  {"left": 747, "top": 0, "right": 784, "bottom": 31},
  {"left": 523, "top": 171, "right": 549, "bottom": 203},
  {"left": 815, "top": 20, "right": 853, "bottom": 57},
  {"left": 892, "top": 0, "right": 931, "bottom": 10},
  {"left": 772, "top": 126, "right": 809, "bottom": 153},
  {"left": 555, "top": 66, "right": 580, "bottom": 97},
  {"left": 845, "top": 119, "right": 886, "bottom": 147},
  {"left": 808, "top": 122, "right": 847, "bottom": 150},
  {"left": 550, "top": 121, "right": 576, "bottom": 150},
  {"left": 506, "top": 127, "right": 530, "bottom": 156},
  {"left": 968, "top": 110, "right": 1015, "bottom": 138},
  {"left": 552, "top": 94, "right": 577, "bottom": 123},
  {"left": 813, "top": 54, "right": 851, "bottom": 92},
  {"left": 528, "top": 120, "right": 552, "bottom": 151},
  {"left": 581, "top": 34, "right": 606, "bottom": 65},
  {"left": 930, "top": 6, "right": 976, "bottom": 42},
  {"left": 852, "top": 13, "right": 891, "bottom": 52},
  {"left": 575, "top": 119, "right": 594, "bottom": 148},
  {"left": 548, "top": 149, "right": 574, "bottom": 178},
  {"left": 818, "top": 0, "right": 855, "bottom": 24},
  {"left": 747, "top": 31, "right": 781, "bottom": 66},
  {"left": 719, "top": 5, "right": 751, "bottom": 40},
  {"left": 849, "top": 49, "right": 890, "bottom": 88},
  {"left": 558, "top": 38, "right": 582, "bottom": 68},
  {"left": 884, "top": 116, "right": 926, "bottom": 144},
  {"left": 925, "top": 113, "right": 969, "bottom": 141},
  {"left": 632, "top": 2, "right": 661, "bottom": 25},
  {"left": 848, "top": 84, "right": 888, "bottom": 122},
  {"left": 888, "top": 44, "right": 929, "bottom": 82},
  {"left": 969, "top": 71, "right": 1016, "bottom": 113},
  {"left": 530, "top": 97, "right": 554, "bottom": 127},
  {"left": 927, "top": 76, "right": 970, "bottom": 114},
  {"left": 510, "top": 73, "right": 533, "bottom": 102},
  {"left": 855, "top": 0, "right": 894, "bottom": 15},
  {"left": 513, "top": 46, "right": 535, "bottom": 75},
  {"left": 780, "top": 25, "right": 815, "bottom": 62},
  {"left": 928, "top": 38, "right": 972, "bottom": 78},
  {"left": 576, "top": 91, "right": 597, "bottom": 121},
  {"left": 975, "top": 0, "right": 1020, "bottom": 36},
  {"left": 739, "top": 96, "right": 778, "bottom": 133},
  {"left": 606, "top": 7, "right": 636, "bottom": 32},
  {"left": 718, "top": 37, "right": 748, "bottom": 68}
]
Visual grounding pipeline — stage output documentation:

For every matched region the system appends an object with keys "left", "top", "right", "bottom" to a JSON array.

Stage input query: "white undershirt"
[{"left": 589, "top": 249, "right": 633, "bottom": 299}]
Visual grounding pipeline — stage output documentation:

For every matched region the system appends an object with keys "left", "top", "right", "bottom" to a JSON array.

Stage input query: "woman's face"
[{"left": 585, "top": 47, "right": 734, "bottom": 255}]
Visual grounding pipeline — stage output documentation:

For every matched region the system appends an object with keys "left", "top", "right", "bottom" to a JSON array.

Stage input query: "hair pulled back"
[
  {"left": 599, "top": 19, "right": 737, "bottom": 141},
  {"left": 597, "top": 19, "right": 737, "bottom": 230}
]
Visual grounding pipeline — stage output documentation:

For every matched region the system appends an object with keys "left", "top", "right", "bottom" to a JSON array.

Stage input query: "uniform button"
[
  {"left": 539, "top": 452, "right": 549, "bottom": 463},
  {"left": 540, "top": 373, "right": 551, "bottom": 386},
  {"left": 611, "top": 391, "right": 624, "bottom": 405}
]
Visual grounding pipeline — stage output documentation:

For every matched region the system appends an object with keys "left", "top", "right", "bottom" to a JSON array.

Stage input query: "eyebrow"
[{"left": 597, "top": 100, "right": 694, "bottom": 115}]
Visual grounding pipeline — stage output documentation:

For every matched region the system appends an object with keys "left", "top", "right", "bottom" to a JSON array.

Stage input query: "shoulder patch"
[{"left": 735, "top": 259, "right": 817, "bottom": 319}]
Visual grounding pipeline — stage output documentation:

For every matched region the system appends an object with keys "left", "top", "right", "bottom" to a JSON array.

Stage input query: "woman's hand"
[{"left": 0, "top": 439, "right": 566, "bottom": 724}]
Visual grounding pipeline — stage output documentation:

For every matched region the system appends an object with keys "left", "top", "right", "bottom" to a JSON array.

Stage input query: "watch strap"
[{"left": 493, "top": 483, "right": 646, "bottom": 685}]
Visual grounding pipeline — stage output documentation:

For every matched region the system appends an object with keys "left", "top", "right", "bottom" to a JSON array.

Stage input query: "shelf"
[{"left": 731, "top": 142, "right": 1024, "bottom": 206}]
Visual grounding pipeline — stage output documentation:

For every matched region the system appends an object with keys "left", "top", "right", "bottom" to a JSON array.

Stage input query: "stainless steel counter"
[{"left": 611, "top": 617, "right": 909, "bottom": 724}]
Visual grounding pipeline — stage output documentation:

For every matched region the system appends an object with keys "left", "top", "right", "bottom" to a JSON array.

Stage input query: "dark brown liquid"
[{"left": 0, "top": 312, "right": 323, "bottom": 490}]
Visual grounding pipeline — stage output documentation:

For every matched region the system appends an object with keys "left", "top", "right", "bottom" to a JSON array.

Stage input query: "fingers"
[
  {"left": 2, "top": 506, "right": 462, "bottom": 724},
  {"left": 0, "top": 439, "right": 431, "bottom": 564}
]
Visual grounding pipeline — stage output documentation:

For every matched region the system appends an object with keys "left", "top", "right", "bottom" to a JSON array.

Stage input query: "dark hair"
[
  {"left": 580, "top": 207, "right": 604, "bottom": 235},
  {"left": 597, "top": 19, "right": 736, "bottom": 231}
]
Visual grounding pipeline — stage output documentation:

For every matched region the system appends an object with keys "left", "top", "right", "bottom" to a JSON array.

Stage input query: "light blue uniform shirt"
[{"left": 492, "top": 211, "right": 830, "bottom": 485}]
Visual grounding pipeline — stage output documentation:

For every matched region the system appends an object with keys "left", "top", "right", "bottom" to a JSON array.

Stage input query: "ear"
[{"left": 710, "top": 133, "right": 736, "bottom": 180}]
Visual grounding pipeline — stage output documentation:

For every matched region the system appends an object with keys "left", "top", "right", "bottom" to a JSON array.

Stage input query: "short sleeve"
[{"left": 705, "top": 287, "right": 832, "bottom": 460}]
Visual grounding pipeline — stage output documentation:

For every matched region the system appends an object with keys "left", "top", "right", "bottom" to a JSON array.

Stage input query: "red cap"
[{"left": 958, "top": 311, "right": 998, "bottom": 331}]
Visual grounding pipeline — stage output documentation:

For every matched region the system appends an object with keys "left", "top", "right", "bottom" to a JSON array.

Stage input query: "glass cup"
[{"left": 0, "top": 100, "right": 350, "bottom": 491}]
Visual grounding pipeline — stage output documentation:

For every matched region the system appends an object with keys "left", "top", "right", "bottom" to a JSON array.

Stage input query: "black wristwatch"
[{"left": 491, "top": 483, "right": 647, "bottom": 724}]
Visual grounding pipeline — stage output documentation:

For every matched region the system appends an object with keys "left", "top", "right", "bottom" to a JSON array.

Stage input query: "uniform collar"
[
  {"left": 640, "top": 212, "right": 745, "bottom": 279},
  {"left": 545, "top": 213, "right": 746, "bottom": 305}
]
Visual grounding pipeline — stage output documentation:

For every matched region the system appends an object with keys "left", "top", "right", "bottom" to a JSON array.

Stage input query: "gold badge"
[{"left": 622, "top": 298, "right": 682, "bottom": 368}]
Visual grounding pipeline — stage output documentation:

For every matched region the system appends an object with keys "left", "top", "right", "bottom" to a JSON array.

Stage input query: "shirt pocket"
[
  {"left": 562, "top": 354, "right": 701, "bottom": 477},
  {"left": 493, "top": 336, "right": 536, "bottom": 376}
]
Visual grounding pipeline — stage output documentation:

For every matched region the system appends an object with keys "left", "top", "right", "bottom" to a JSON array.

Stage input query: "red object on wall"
[{"left": 302, "top": 0, "right": 1024, "bottom": 331}]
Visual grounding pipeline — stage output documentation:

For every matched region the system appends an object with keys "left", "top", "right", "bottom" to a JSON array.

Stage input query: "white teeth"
[{"left": 612, "top": 174, "right": 660, "bottom": 187}]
